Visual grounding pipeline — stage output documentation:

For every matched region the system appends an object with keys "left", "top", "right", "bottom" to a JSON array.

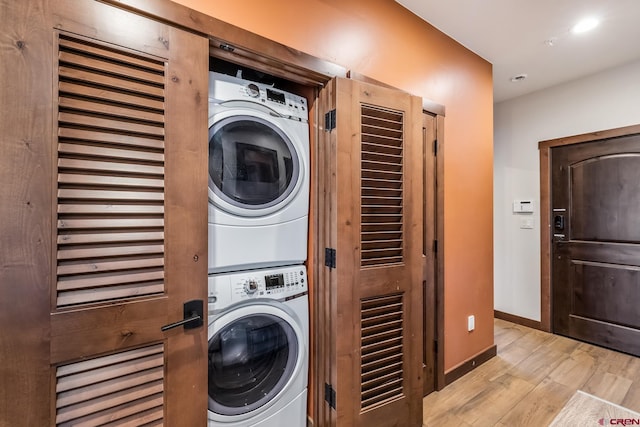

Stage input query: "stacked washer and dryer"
[{"left": 206, "top": 72, "right": 310, "bottom": 427}]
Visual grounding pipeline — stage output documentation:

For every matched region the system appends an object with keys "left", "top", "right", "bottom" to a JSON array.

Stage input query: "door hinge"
[
  {"left": 433, "top": 139, "right": 438, "bottom": 155},
  {"left": 325, "top": 248, "right": 336, "bottom": 269},
  {"left": 325, "top": 109, "right": 336, "bottom": 132},
  {"left": 325, "top": 383, "right": 336, "bottom": 410},
  {"left": 433, "top": 240, "right": 438, "bottom": 253}
]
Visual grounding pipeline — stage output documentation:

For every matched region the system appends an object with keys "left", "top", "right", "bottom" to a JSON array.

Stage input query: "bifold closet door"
[
  {"left": 318, "top": 77, "right": 424, "bottom": 426},
  {"left": 0, "top": 1, "right": 208, "bottom": 424}
]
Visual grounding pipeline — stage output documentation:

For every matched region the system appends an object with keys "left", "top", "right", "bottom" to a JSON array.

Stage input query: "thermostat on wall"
[{"left": 513, "top": 199, "right": 534, "bottom": 213}]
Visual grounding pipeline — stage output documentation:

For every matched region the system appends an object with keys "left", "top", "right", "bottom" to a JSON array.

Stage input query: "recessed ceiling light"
[
  {"left": 510, "top": 74, "right": 527, "bottom": 83},
  {"left": 571, "top": 17, "right": 599, "bottom": 34}
]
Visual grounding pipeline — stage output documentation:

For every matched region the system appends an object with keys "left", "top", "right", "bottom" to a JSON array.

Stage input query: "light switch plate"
[
  {"left": 468, "top": 315, "right": 475, "bottom": 332},
  {"left": 520, "top": 218, "right": 534, "bottom": 229}
]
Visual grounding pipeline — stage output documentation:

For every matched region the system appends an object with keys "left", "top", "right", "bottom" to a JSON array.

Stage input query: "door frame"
[
  {"left": 103, "top": 0, "right": 447, "bottom": 417},
  {"left": 538, "top": 123, "right": 640, "bottom": 332}
]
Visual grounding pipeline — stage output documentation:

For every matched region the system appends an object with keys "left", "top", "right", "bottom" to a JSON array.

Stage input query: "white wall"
[{"left": 494, "top": 59, "right": 640, "bottom": 321}]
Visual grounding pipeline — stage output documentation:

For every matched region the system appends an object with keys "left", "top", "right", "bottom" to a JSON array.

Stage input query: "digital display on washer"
[
  {"left": 265, "top": 273, "right": 285, "bottom": 289},
  {"left": 267, "top": 89, "right": 286, "bottom": 104}
]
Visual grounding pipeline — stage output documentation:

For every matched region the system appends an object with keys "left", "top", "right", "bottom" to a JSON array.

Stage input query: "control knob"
[
  {"left": 244, "top": 279, "right": 259, "bottom": 295},
  {"left": 246, "top": 83, "right": 260, "bottom": 98}
]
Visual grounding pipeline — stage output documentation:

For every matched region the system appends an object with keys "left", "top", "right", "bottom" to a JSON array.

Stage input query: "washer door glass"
[
  {"left": 208, "top": 313, "right": 299, "bottom": 416},
  {"left": 209, "top": 115, "right": 299, "bottom": 210}
]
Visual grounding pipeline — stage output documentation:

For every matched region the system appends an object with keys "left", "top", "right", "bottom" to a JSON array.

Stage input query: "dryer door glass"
[
  {"left": 209, "top": 115, "right": 299, "bottom": 209},
  {"left": 208, "top": 313, "right": 299, "bottom": 416}
]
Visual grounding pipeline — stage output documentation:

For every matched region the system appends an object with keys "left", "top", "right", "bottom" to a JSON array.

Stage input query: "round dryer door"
[
  {"left": 208, "top": 114, "right": 300, "bottom": 215},
  {"left": 208, "top": 305, "right": 303, "bottom": 417}
]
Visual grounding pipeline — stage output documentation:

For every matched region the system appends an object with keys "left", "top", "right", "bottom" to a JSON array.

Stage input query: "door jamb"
[{"left": 434, "top": 115, "right": 446, "bottom": 390}]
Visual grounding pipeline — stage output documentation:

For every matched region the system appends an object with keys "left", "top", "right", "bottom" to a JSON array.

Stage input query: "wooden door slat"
[
  {"left": 58, "top": 142, "right": 164, "bottom": 163},
  {"left": 58, "top": 173, "right": 164, "bottom": 189},
  {"left": 361, "top": 362, "right": 403, "bottom": 383},
  {"left": 58, "top": 231, "right": 164, "bottom": 245},
  {"left": 97, "top": 404, "right": 164, "bottom": 427},
  {"left": 362, "top": 142, "right": 402, "bottom": 156},
  {"left": 57, "top": 368, "right": 163, "bottom": 408},
  {"left": 59, "top": 51, "right": 164, "bottom": 85},
  {"left": 59, "top": 128, "right": 164, "bottom": 150},
  {"left": 58, "top": 218, "right": 164, "bottom": 230},
  {"left": 56, "top": 383, "right": 163, "bottom": 423},
  {"left": 59, "top": 96, "right": 164, "bottom": 124},
  {"left": 57, "top": 270, "right": 164, "bottom": 291},
  {"left": 57, "top": 256, "right": 164, "bottom": 276},
  {"left": 57, "top": 345, "right": 163, "bottom": 378},
  {"left": 59, "top": 112, "right": 164, "bottom": 137},
  {"left": 59, "top": 82, "right": 164, "bottom": 111},
  {"left": 361, "top": 386, "right": 404, "bottom": 409},
  {"left": 58, "top": 189, "right": 164, "bottom": 202},
  {"left": 58, "top": 204, "right": 164, "bottom": 215},
  {"left": 57, "top": 282, "right": 164, "bottom": 307},
  {"left": 57, "top": 244, "right": 164, "bottom": 260},
  {"left": 361, "top": 327, "right": 403, "bottom": 344},
  {"left": 58, "top": 158, "right": 164, "bottom": 175},
  {"left": 59, "top": 36, "right": 164, "bottom": 72},
  {"left": 59, "top": 66, "right": 164, "bottom": 98},
  {"left": 57, "top": 353, "right": 163, "bottom": 392}
]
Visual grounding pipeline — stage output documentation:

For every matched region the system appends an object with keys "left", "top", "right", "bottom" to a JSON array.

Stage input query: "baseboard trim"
[
  {"left": 494, "top": 310, "right": 543, "bottom": 330},
  {"left": 444, "top": 344, "right": 497, "bottom": 386}
]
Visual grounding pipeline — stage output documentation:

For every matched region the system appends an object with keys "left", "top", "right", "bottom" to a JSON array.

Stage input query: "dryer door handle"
[{"left": 161, "top": 299, "right": 204, "bottom": 331}]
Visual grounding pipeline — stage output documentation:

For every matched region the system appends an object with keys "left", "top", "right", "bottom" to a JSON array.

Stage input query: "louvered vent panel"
[
  {"left": 56, "top": 34, "right": 166, "bottom": 307},
  {"left": 360, "top": 104, "right": 404, "bottom": 267},
  {"left": 55, "top": 344, "right": 164, "bottom": 426},
  {"left": 360, "top": 293, "right": 404, "bottom": 410}
]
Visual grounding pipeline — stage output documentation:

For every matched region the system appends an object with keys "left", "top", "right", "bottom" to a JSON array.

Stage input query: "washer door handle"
[{"left": 161, "top": 299, "right": 204, "bottom": 331}]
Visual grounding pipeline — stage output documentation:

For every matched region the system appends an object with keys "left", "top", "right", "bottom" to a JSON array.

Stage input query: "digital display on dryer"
[
  {"left": 267, "top": 89, "right": 286, "bottom": 104},
  {"left": 265, "top": 274, "right": 284, "bottom": 289}
]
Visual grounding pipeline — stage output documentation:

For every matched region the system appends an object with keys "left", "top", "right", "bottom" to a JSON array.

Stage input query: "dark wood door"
[
  {"left": 0, "top": 1, "right": 208, "bottom": 425},
  {"left": 317, "top": 77, "right": 424, "bottom": 426},
  {"left": 551, "top": 133, "right": 640, "bottom": 356}
]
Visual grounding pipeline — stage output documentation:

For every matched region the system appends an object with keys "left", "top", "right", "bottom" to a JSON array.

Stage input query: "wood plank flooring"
[{"left": 423, "top": 318, "right": 640, "bottom": 426}]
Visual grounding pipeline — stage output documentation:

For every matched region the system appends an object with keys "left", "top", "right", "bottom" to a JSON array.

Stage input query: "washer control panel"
[{"left": 208, "top": 265, "right": 307, "bottom": 313}]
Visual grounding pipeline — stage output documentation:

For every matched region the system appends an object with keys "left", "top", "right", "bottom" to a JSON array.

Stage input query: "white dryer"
[
  {"left": 207, "top": 265, "right": 309, "bottom": 427},
  {"left": 208, "top": 72, "right": 310, "bottom": 274}
]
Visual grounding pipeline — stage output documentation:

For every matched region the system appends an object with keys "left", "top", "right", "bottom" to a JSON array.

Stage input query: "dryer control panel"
[
  {"left": 208, "top": 71, "right": 308, "bottom": 122},
  {"left": 208, "top": 265, "right": 307, "bottom": 313}
]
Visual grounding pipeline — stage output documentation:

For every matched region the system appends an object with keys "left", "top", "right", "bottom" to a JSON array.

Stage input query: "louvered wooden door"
[
  {"left": 319, "top": 78, "right": 423, "bottom": 426},
  {"left": 1, "top": 1, "right": 207, "bottom": 425}
]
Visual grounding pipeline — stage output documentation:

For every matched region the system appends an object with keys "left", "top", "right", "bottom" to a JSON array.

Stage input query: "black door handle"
[{"left": 161, "top": 299, "right": 204, "bottom": 331}]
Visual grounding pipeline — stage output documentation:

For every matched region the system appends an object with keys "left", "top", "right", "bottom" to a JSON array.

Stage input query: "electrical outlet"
[{"left": 468, "top": 315, "right": 475, "bottom": 332}]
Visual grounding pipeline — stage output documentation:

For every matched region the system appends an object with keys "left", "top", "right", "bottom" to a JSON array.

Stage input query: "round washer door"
[
  {"left": 208, "top": 106, "right": 303, "bottom": 217},
  {"left": 208, "top": 303, "right": 304, "bottom": 418}
]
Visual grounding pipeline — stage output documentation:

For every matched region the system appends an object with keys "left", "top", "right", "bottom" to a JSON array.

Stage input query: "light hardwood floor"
[{"left": 423, "top": 318, "right": 640, "bottom": 426}]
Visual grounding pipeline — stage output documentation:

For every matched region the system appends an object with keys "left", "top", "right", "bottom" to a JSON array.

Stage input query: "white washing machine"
[
  {"left": 208, "top": 72, "right": 310, "bottom": 274},
  {"left": 207, "top": 265, "right": 309, "bottom": 427}
]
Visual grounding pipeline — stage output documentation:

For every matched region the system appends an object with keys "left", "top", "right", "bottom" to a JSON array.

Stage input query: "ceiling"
[{"left": 395, "top": 0, "right": 640, "bottom": 103}]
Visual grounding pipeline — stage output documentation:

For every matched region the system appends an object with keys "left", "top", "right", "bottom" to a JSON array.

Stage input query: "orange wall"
[{"left": 175, "top": 0, "right": 494, "bottom": 372}]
